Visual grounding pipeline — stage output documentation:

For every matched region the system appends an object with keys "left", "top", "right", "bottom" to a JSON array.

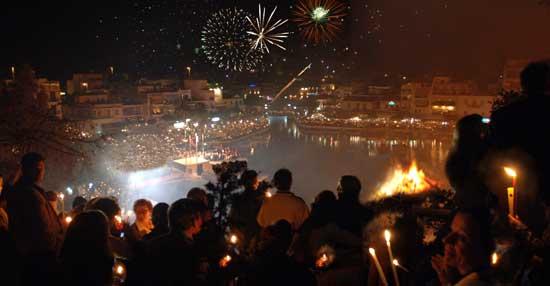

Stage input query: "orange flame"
[{"left": 375, "top": 161, "right": 431, "bottom": 198}]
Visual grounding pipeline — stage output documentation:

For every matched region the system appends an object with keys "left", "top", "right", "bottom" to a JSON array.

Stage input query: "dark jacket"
[
  {"left": 228, "top": 189, "right": 263, "bottom": 249},
  {"left": 7, "top": 180, "right": 64, "bottom": 256},
  {"left": 143, "top": 231, "right": 204, "bottom": 286}
]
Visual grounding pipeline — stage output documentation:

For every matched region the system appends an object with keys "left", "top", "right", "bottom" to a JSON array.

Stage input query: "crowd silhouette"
[{"left": 1, "top": 61, "right": 550, "bottom": 285}]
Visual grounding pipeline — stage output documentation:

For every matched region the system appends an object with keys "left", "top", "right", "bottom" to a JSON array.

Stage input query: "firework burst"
[
  {"left": 202, "top": 8, "right": 263, "bottom": 72},
  {"left": 292, "top": 0, "right": 348, "bottom": 44},
  {"left": 246, "top": 4, "right": 289, "bottom": 54}
]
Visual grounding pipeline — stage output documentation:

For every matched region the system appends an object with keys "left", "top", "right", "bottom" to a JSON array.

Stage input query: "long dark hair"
[{"left": 60, "top": 210, "right": 114, "bottom": 286}]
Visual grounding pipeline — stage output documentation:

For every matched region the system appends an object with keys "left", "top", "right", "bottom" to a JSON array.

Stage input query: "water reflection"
[{"left": 240, "top": 117, "right": 452, "bottom": 204}]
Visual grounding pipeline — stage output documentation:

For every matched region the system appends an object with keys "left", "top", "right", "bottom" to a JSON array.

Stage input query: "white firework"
[{"left": 246, "top": 4, "right": 289, "bottom": 54}]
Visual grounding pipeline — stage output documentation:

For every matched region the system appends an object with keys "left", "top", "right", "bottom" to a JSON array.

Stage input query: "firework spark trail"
[
  {"left": 272, "top": 63, "right": 312, "bottom": 103},
  {"left": 246, "top": 4, "right": 289, "bottom": 53}
]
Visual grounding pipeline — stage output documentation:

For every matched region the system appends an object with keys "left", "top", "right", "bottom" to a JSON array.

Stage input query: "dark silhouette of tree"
[
  {"left": 204, "top": 160, "right": 248, "bottom": 228},
  {"left": 491, "top": 90, "right": 523, "bottom": 112},
  {"left": 0, "top": 65, "right": 99, "bottom": 163}
]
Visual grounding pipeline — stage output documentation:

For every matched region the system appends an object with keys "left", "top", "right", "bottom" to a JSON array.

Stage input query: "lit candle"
[
  {"left": 65, "top": 216, "right": 73, "bottom": 224},
  {"left": 507, "top": 187, "right": 515, "bottom": 218},
  {"left": 316, "top": 253, "right": 329, "bottom": 268},
  {"left": 115, "top": 264, "right": 125, "bottom": 275},
  {"left": 384, "top": 230, "right": 400, "bottom": 286},
  {"left": 220, "top": 254, "right": 232, "bottom": 268},
  {"left": 392, "top": 259, "right": 409, "bottom": 272},
  {"left": 369, "top": 248, "right": 388, "bottom": 286},
  {"left": 504, "top": 167, "right": 518, "bottom": 217},
  {"left": 491, "top": 252, "right": 499, "bottom": 265},
  {"left": 265, "top": 191, "right": 272, "bottom": 198},
  {"left": 229, "top": 234, "right": 238, "bottom": 244}
]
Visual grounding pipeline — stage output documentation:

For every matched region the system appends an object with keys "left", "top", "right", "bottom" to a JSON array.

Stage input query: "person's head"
[
  {"left": 85, "top": 197, "right": 121, "bottom": 229},
  {"left": 45, "top": 191, "right": 59, "bottom": 211},
  {"left": 520, "top": 60, "right": 550, "bottom": 97},
  {"left": 453, "top": 114, "right": 484, "bottom": 146},
  {"left": 442, "top": 208, "right": 494, "bottom": 275},
  {"left": 72, "top": 196, "right": 87, "bottom": 211},
  {"left": 241, "top": 170, "right": 259, "bottom": 191},
  {"left": 152, "top": 202, "right": 169, "bottom": 228},
  {"left": 168, "top": 198, "right": 205, "bottom": 237},
  {"left": 337, "top": 176, "right": 362, "bottom": 201},
  {"left": 133, "top": 199, "right": 153, "bottom": 223},
  {"left": 187, "top": 187, "right": 208, "bottom": 207},
  {"left": 60, "top": 210, "right": 112, "bottom": 261},
  {"left": 259, "top": 219, "right": 293, "bottom": 255},
  {"left": 20, "top": 152, "right": 45, "bottom": 183},
  {"left": 314, "top": 190, "right": 337, "bottom": 204},
  {"left": 273, "top": 168, "right": 292, "bottom": 191}
]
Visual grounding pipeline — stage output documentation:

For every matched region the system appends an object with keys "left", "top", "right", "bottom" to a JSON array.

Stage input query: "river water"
[{"left": 240, "top": 116, "right": 453, "bottom": 204}]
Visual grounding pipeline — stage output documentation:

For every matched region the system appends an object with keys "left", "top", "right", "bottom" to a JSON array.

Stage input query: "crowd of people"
[
  {"left": 102, "top": 117, "right": 268, "bottom": 172},
  {"left": 0, "top": 60, "right": 550, "bottom": 286},
  {"left": 298, "top": 114, "right": 454, "bottom": 132}
]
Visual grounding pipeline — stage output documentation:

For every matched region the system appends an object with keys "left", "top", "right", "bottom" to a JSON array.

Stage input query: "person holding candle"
[
  {"left": 125, "top": 199, "right": 154, "bottom": 245},
  {"left": 60, "top": 210, "right": 114, "bottom": 286},
  {"left": 229, "top": 170, "right": 264, "bottom": 253},
  {"left": 141, "top": 198, "right": 206, "bottom": 286},
  {"left": 86, "top": 197, "right": 131, "bottom": 259},
  {"left": 431, "top": 208, "right": 494, "bottom": 286},
  {"left": 257, "top": 169, "right": 310, "bottom": 231}
]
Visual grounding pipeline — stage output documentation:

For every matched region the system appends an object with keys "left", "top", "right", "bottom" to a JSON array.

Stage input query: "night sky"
[{"left": 2, "top": 0, "right": 550, "bottom": 84}]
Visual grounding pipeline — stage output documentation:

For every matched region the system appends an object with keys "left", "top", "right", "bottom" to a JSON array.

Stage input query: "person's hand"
[
  {"left": 431, "top": 254, "right": 456, "bottom": 286},
  {"left": 508, "top": 214, "right": 528, "bottom": 230}
]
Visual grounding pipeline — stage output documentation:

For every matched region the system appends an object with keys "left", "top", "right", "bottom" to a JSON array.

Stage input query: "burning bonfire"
[{"left": 374, "top": 161, "right": 436, "bottom": 199}]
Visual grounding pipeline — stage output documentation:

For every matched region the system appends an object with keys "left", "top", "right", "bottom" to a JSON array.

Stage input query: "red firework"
[{"left": 292, "top": 0, "right": 348, "bottom": 44}]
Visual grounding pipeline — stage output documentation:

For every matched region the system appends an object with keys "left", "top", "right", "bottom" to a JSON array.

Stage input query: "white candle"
[
  {"left": 369, "top": 247, "right": 388, "bottom": 286},
  {"left": 384, "top": 230, "right": 400, "bottom": 286}
]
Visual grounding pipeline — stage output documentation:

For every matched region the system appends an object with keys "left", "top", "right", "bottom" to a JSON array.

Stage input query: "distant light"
[
  {"left": 491, "top": 252, "right": 499, "bottom": 265},
  {"left": 287, "top": 103, "right": 291, "bottom": 107},
  {"left": 388, "top": 101, "right": 396, "bottom": 107},
  {"left": 211, "top": 117, "right": 220, "bottom": 122},
  {"left": 482, "top": 118, "right": 491, "bottom": 124},
  {"left": 174, "top": 122, "right": 185, "bottom": 129},
  {"left": 185, "top": 118, "right": 191, "bottom": 123},
  {"left": 66, "top": 187, "right": 73, "bottom": 195},
  {"left": 88, "top": 183, "right": 93, "bottom": 189}
]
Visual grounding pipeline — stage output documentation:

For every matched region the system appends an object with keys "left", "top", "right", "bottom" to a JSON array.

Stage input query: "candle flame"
[
  {"left": 491, "top": 252, "right": 499, "bottom": 265},
  {"left": 230, "top": 234, "right": 238, "bottom": 244},
  {"left": 115, "top": 215, "right": 123, "bottom": 224},
  {"left": 116, "top": 265, "right": 124, "bottom": 275},
  {"left": 58, "top": 193, "right": 65, "bottom": 200},
  {"left": 392, "top": 259, "right": 399, "bottom": 266},
  {"left": 316, "top": 253, "right": 329, "bottom": 268},
  {"left": 265, "top": 191, "right": 272, "bottom": 198},
  {"left": 504, "top": 167, "right": 517, "bottom": 178},
  {"left": 384, "top": 229, "right": 391, "bottom": 244},
  {"left": 368, "top": 247, "right": 376, "bottom": 256},
  {"left": 65, "top": 216, "right": 73, "bottom": 224}
]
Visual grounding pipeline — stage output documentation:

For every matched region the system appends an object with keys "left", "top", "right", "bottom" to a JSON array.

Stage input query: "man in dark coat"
[
  {"left": 6, "top": 152, "right": 64, "bottom": 285},
  {"left": 141, "top": 198, "right": 206, "bottom": 286}
]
